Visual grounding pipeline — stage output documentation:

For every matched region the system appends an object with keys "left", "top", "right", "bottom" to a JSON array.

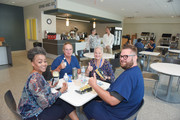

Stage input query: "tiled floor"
[{"left": 0, "top": 51, "right": 180, "bottom": 120}]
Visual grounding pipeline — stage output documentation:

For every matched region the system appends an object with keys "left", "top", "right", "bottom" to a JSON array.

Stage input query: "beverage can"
[{"left": 72, "top": 67, "right": 78, "bottom": 80}]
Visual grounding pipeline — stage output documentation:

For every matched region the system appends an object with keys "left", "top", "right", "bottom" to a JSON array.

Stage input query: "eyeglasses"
[
  {"left": 120, "top": 55, "right": 135, "bottom": 60},
  {"left": 64, "top": 49, "right": 72, "bottom": 51}
]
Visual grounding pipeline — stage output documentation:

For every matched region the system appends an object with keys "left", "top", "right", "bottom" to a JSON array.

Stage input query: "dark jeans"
[{"left": 25, "top": 98, "right": 75, "bottom": 120}]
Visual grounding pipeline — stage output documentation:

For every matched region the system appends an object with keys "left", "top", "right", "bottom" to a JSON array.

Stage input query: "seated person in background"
[
  {"left": 83, "top": 45, "right": 144, "bottom": 120},
  {"left": 18, "top": 47, "right": 79, "bottom": 120},
  {"left": 145, "top": 39, "right": 156, "bottom": 52},
  {"left": 135, "top": 38, "right": 144, "bottom": 49},
  {"left": 51, "top": 42, "right": 81, "bottom": 78},
  {"left": 85, "top": 46, "right": 115, "bottom": 83}
]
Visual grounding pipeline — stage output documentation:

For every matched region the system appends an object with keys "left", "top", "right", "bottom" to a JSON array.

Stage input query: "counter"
[
  {"left": 43, "top": 39, "right": 85, "bottom": 56},
  {"left": 0, "top": 45, "right": 12, "bottom": 66}
]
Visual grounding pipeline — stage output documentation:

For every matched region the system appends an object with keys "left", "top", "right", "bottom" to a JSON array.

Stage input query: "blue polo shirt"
[
  {"left": 103, "top": 66, "right": 144, "bottom": 119},
  {"left": 51, "top": 54, "right": 80, "bottom": 78},
  {"left": 135, "top": 42, "right": 144, "bottom": 49},
  {"left": 146, "top": 43, "right": 156, "bottom": 52}
]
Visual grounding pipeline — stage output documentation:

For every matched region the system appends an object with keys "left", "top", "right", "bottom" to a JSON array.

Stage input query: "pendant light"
[
  {"left": 66, "top": 18, "right": 69, "bottom": 26},
  {"left": 93, "top": 21, "right": 96, "bottom": 28}
]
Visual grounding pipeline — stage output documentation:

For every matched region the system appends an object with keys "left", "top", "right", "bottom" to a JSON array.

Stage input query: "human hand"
[
  {"left": 87, "top": 62, "right": 93, "bottom": 72},
  {"left": 88, "top": 73, "right": 97, "bottom": 87},
  {"left": 60, "top": 82, "right": 68, "bottom": 93},
  {"left": 60, "top": 60, "right": 66, "bottom": 69}
]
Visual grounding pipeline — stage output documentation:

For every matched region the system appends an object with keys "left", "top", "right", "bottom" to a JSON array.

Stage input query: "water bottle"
[
  {"left": 81, "top": 66, "right": 87, "bottom": 86},
  {"left": 64, "top": 73, "right": 69, "bottom": 82}
]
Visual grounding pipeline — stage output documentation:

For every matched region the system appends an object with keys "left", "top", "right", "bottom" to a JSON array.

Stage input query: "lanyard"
[{"left": 96, "top": 58, "right": 102, "bottom": 69}]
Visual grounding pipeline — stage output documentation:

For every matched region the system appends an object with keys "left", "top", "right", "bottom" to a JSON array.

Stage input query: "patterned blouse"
[
  {"left": 18, "top": 72, "right": 61, "bottom": 119},
  {"left": 89, "top": 59, "right": 115, "bottom": 83},
  {"left": 86, "top": 34, "right": 101, "bottom": 49}
]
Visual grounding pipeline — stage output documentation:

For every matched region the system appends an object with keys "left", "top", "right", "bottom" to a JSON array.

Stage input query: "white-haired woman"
[{"left": 86, "top": 46, "right": 115, "bottom": 83}]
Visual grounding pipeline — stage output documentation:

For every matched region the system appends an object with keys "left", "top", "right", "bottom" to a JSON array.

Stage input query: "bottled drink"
[
  {"left": 64, "top": 73, "right": 69, "bottom": 82},
  {"left": 81, "top": 66, "right": 87, "bottom": 86}
]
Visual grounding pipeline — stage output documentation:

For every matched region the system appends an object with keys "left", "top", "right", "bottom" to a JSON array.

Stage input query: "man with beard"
[{"left": 83, "top": 45, "right": 144, "bottom": 120}]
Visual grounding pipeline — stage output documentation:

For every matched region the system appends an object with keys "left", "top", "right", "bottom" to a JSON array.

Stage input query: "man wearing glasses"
[{"left": 84, "top": 45, "right": 144, "bottom": 120}]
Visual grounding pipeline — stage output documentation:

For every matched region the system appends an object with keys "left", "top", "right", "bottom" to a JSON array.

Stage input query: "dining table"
[
  {"left": 150, "top": 63, "right": 180, "bottom": 103},
  {"left": 51, "top": 76, "right": 110, "bottom": 118},
  {"left": 139, "top": 51, "right": 160, "bottom": 71},
  {"left": 156, "top": 45, "right": 170, "bottom": 55},
  {"left": 84, "top": 52, "right": 115, "bottom": 59},
  {"left": 168, "top": 49, "right": 180, "bottom": 59}
]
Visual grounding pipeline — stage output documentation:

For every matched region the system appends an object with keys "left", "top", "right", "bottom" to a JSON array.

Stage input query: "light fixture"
[
  {"left": 66, "top": 18, "right": 69, "bottom": 26},
  {"left": 93, "top": 21, "right": 96, "bottom": 28}
]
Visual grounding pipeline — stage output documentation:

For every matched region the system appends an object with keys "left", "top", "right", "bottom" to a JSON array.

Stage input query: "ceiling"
[{"left": 1, "top": 0, "right": 180, "bottom": 18}]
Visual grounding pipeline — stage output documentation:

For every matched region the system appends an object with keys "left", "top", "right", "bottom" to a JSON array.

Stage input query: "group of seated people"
[
  {"left": 135, "top": 38, "right": 156, "bottom": 52},
  {"left": 18, "top": 42, "right": 144, "bottom": 120}
]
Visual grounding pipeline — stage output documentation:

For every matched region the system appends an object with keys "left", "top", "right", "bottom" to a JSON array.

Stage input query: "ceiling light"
[
  {"left": 12, "top": 2, "right": 15, "bottom": 4},
  {"left": 93, "top": 21, "right": 96, "bottom": 28}
]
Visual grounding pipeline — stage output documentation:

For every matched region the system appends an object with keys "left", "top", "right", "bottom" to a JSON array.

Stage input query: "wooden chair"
[{"left": 4, "top": 90, "right": 22, "bottom": 120}]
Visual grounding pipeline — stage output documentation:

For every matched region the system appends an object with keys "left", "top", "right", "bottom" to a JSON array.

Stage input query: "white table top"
[
  {"left": 168, "top": 49, "right": 180, "bottom": 54},
  {"left": 156, "top": 46, "right": 170, "bottom": 49},
  {"left": 51, "top": 78, "right": 110, "bottom": 107},
  {"left": 84, "top": 52, "right": 115, "bottom": 59},
  {"left": 150, "top": 63, "right": 180, "bottom": 77},
  {"left": 139, "top": 51, "right": 160, "bottom": 56}
]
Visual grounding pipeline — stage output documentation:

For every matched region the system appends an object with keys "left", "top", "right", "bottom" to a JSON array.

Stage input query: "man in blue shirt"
[
  {"left": 145, "top": 39, "right": 156, "bottom": 52},
  {"left": 51, "top": 42, "right": 81, "bottom": 78},
  {"left": 135, "top": 38, "right": 144, "bottom": 49},
  {"left": 83, "top": 45, "right": 144, "bottom": 120}
]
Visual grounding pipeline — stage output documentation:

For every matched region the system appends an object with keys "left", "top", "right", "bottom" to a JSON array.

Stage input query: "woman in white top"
[{"left": 85, "top": 28, "right": 101, "bottom": 52}]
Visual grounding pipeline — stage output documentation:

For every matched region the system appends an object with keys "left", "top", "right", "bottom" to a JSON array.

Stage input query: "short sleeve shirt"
[
  {"left": 51, "top": 54, "right": 80, "bottom": 78},
  {"left": 103, "top": 66, "right": 144, "bottom": 119}
]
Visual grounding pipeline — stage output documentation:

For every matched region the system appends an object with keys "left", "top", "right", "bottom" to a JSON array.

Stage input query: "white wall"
[
  {"left": 123, "top": 17, "right": 180, "bottom": 48},
  {"left": 24, "top": 0, "right": 56, "bottom": 50}
]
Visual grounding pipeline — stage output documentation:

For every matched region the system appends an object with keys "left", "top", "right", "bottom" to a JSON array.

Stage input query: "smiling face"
[
  {"left": 94, "top": 47, "right": 103, "bottom": 60},
  {"left": 31, "top": 54, "right": 47, "bottom": 73},
  {"left": 63, "top": 44, "right": 73, "bottom": 57},
  {"left": 120, "top": 48, "right": 137, "bottom": 70}
]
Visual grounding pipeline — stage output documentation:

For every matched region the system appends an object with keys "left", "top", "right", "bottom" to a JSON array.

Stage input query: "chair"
[
  {"left": 4, "top": 90, "right": 22, "bottom": 120},
  {"left": 125, "top": 99, "right": 144, "bottom": 120},
  {"left": 33, "top": 42, "right": 42, "bottom": 47},
  {"left": 140, "top": 59, "right": 160, "bottom": 97},
  {"left": 77, "top": 50, "right": 90, "bottom": 66},
  {"left": 42, "top": 65, "right": 52, "bottom": 81},
  {"left": 163, "top": 57, "right": 180, "bottom": 91},
  {"left": 110, "top": 57, "right": 120, "bottom": 73}
]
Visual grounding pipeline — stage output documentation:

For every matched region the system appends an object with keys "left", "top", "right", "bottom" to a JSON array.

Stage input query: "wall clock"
[{"left": 46, "top": 18, "right": 52, "bottom": 24}]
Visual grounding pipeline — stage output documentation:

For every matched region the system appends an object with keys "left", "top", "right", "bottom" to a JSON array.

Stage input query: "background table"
[
  {"left": 150, "top": 63, "right": 180, "bottom": 103},
  {"left": 84, "top": 53, "right": 115, "bottom": 59},
  {"left": 156, "top": 46, "right": 170, "bottom": 55},
  {"left": 139, "top": 51, "right": 160, "bottom": 71},
  {"left": 168, "top": 49, "right": 180, "bottom": 59}
]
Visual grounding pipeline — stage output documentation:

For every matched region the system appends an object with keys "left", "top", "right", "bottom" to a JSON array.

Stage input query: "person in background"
[
  {"left": 83, "top": 45, "right": 144, "bottom": 120},
  {"left": 85, "top": 28, "right": 101, "bottom": 52},
  {"left": 103, "top": 27, "right": 114, "bottom": 54},
  {"left": 135, "top": 38, "right": 144, "bottom": 49},
  {"left": 18, "top": 47, "right": 79, "bottom": 120},
  {"left": 85, "top": 46, "right": 115, "bottom": 83},
  {"left": 51, "top": 42, "right": 81, "bottom": 78},
  {"left": 145, "top": 39, "right": 156, "bottom": 52}
]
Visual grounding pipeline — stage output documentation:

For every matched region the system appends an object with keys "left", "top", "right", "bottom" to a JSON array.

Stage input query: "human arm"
[
  {"left": 28, "top": 73, "right": 65, "bottom": 109},
  {"left": 85, "top": 62, "right": 93, "bottom": 76},
  {"left": 104, "top": 61, "right": 115, "bottom": 83},
  {"left": 51, "top": 59, "right": 66, "bottom": 73},
  {"left": 88, "top": 73, "right": 121, "bottom": 106}
]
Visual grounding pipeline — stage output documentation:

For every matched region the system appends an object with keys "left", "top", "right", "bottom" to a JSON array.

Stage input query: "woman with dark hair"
[
  {"left": 18, "top": 47, "right": 79, "bottom": 120},
  {"left": 85, "top": 28, "right": 101, "bottom": 52}
]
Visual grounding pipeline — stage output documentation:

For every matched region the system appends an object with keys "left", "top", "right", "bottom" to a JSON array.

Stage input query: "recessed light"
[
  {"left": 12, "top": 2, "right": 15, "bottom": 4},
  {"left": 171, "top": 16, "right": 175, "bottom": 18}
]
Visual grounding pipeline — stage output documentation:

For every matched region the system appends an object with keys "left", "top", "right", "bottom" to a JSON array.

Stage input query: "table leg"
[
  {"left": 178, "top": 53, "right": 180, "bottom": 59},
  {"left": 166, "top": 75, "right": 173, "bottom": 100},
  {"left": 146, "top": 56, "right": 151, "bottom": 71}
]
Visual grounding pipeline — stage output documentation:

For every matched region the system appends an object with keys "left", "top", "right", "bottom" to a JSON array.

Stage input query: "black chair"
[
  {"left": 4, "top": 90, "right": 22, "bottom": 120},
  {"left": 110, "top": 57, "right": 120, "bottom": 73},
  {"left": 42, "top": 65, "right": 52, "bottom": 81},
  {"left": 33, "top": 42, "right": 42, "bottom": 47},
  {"left": 125, "top": 99, "right": 144, "bottom": 120}
]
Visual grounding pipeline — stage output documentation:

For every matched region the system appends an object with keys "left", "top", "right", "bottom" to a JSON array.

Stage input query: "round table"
[
  {"left": 168, "top": 49, "right": 180, "bottom": 59},
  {"left": 150, "top": 63, "right": 180, "bottom": 103},
  {"left": 84, "top": 53, "right": 115, "bottom": 59}
]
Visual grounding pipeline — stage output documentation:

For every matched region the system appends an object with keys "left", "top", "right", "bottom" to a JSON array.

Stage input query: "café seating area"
[{"left": 0, "top": 51, "right": 180, "bottom": 120}]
